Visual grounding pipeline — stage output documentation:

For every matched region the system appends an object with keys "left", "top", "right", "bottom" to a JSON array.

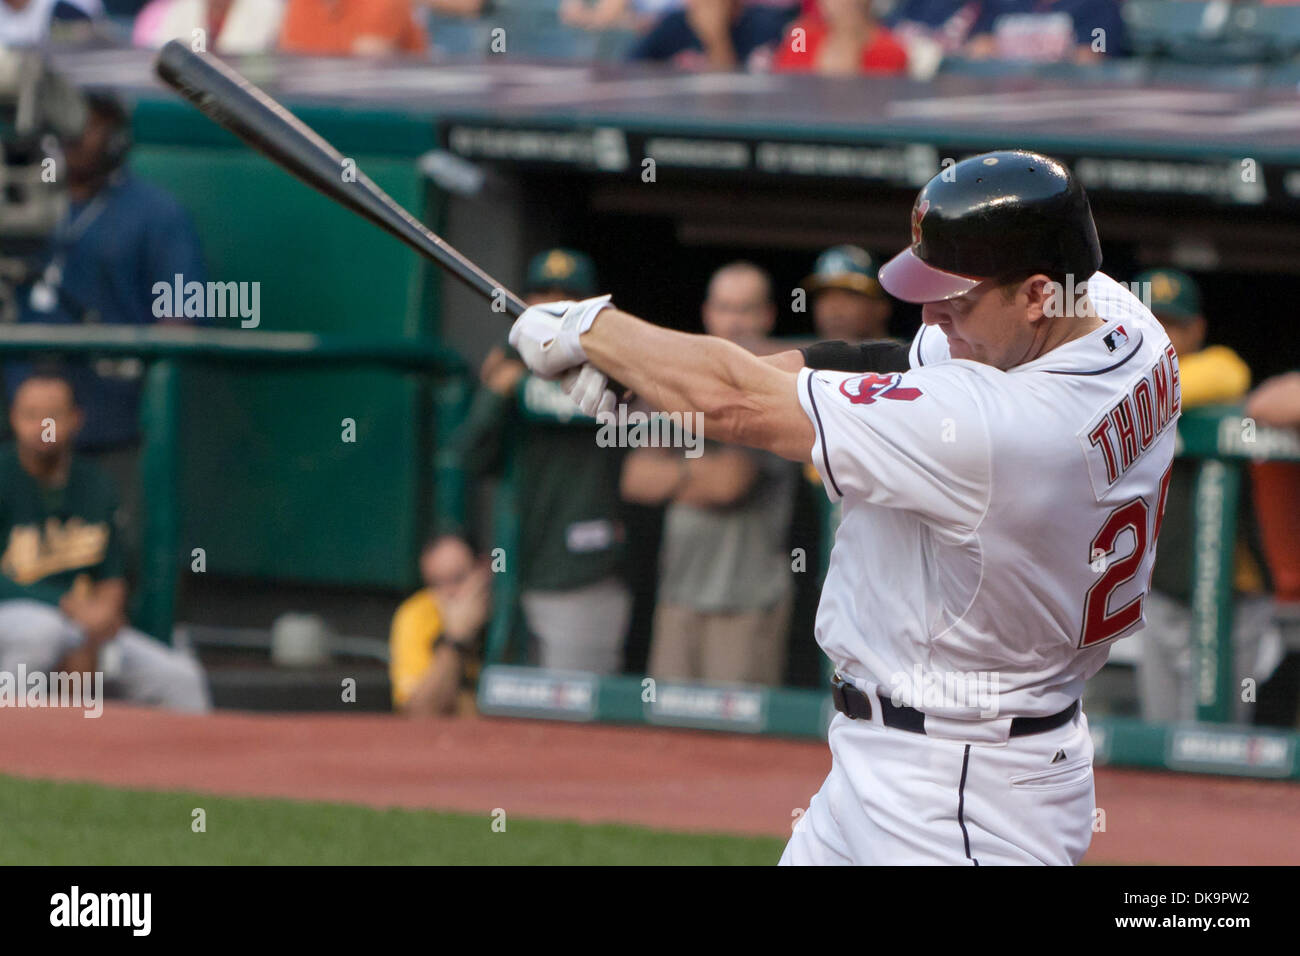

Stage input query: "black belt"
[{"left": 830, "top": 674, "right": 1079, "bottom": 738}]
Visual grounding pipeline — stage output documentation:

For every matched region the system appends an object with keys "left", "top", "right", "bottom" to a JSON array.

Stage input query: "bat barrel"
[{"left": 154, "top": 40, "right": 528, "bottom": 318}]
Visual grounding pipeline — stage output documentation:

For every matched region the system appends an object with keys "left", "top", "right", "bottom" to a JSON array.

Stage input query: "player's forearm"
[
  {"left": 620, "top": 449, "right": 684, "bottom": 504},
  {"left": 763, "top": 350, "right": 805, "bottom": 373},
  {"left": 401, "top": 647, "right": 462, "bottom": 717},
  {"left": 78, "top": 581, "right": 128, "bottom": 645},
  {"left": 583, "top": 309, "right": 789, "bottom": 449},
  {"left": 93, "top": 579, "right": 128, "bottom": 625},
  {"left": 59, "top": 644, "right": 99, "bottom": 676},
  {"left": 1246, "top": 372, "right": 1300, "bottom": 427}
]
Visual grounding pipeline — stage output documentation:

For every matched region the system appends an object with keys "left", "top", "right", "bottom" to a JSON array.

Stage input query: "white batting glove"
[
  {"left": 561, "top": 363, "right": 617, "bottom": 418},
  {"left": 507, "top": 295, "right": 612, "bottom": 379}
]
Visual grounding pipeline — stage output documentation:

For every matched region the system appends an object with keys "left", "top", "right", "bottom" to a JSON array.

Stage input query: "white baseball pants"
[
  {"left": 782, "top": 706, "right": 1096, "bottom": 865},
  {"left": 0, "top": 599, "right": 211, "bottom": 713}
]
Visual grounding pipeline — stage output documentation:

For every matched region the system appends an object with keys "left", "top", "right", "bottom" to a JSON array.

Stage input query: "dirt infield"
[{"left": 1, "top": 704, "right": 1295, "bottom": 864}]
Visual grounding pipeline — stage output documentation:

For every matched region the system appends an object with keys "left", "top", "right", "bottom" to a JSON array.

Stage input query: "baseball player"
[
  {"left": 509, "top": 150, "right": 1178, "bottom": 865},
  {"left": 804, "top": 244, "right": 893, "bottom": 344}
]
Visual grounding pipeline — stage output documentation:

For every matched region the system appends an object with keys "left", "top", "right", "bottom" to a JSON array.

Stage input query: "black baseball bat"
[{"left": 153, "top": 40, "right": 528, "bottom": 318}]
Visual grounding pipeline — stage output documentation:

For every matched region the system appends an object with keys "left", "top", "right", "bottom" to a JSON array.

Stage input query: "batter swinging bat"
[{"left": 153, "top": 40, "right": 528, "bottom": 318}]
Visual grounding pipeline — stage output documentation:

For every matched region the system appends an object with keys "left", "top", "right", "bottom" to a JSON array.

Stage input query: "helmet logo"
[
  {"left": 911, "top": 199, "right": 930, "bottom": 247},
  {"left": 1150, "top": 272, "right": 1179, "bottom": 303},
  {"left": 543, "top": 249, "right": 576, "bottom": 279}
]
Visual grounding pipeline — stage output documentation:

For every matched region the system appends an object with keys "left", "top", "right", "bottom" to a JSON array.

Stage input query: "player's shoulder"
[
  {"left": 800, "top": 364, "right": 995, "bottom": 466},
  {"left": 902, "top": 354, "right": 1016, "bottom": 408},
  {"left": 1011, "top": 273, "right": 1172, "bottom": 387},
  {"left": 393, "top": 588, "right": 439, "bottom": 629},
  {"left": 805, "top": 359, "right": 996, "bottom": 409}
]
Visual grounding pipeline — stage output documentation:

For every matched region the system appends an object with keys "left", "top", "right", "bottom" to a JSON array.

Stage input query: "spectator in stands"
[
  {"left": 0, "top": 370, "right": 211, "bottom": 711},
  {"left": 625, "top": 262, "right": 796, "bottom": 686},
  {"left": 772, "top": 0, "right": 908, "bottom": 74},
  {"left": 132, "top": 0, "right": 284, "bottom": 52},
  {"left": 389, "top": 535, "right": 490, "bottom": 717},
  {"left": 885, "top": 0, "right": 981, "bottom": 73},
  {"left": 279, "top": 0, "right": 427, "bottom": 57},
  {"left": 1131, "top": 268, "right": 1281, "bottom": 723},
  {"left": 447, "top": 249, "right": 632, "bottom": 676},
  {"left": 0, "top": 0, "right": 100, "bottom": 45},
  {"left": 963, "top": 0, "right": 1126, "bottom": 62},
  {"left": 5, "top": 92, "right": 206, "bottom": 573},
  {"left": 629, "top": 0, "right": 798, "bottom": 69},
  {"left": 805, "top": 244, "right": 893, "bottom": 341},
  {"left": 562, "top": 0, "right": 678, "bottom": 34}
]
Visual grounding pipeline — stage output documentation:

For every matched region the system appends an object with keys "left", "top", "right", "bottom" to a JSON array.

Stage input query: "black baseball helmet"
[{"left": 878, "top": 150, "right": 1102, "bottom": 304}]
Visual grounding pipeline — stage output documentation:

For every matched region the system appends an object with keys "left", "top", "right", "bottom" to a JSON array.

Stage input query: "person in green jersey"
[
  {"left": 446, "top": 249, "right": 630, "bottom": 674},
  {"left": 0, "top": 368, "right": 210, "bottom": 711}
]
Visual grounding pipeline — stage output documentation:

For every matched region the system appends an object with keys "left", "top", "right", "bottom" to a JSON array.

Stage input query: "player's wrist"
[
  {"left": 441, "top": 630, "right": 479, "bottom": 653},
  {"left": 564, "top": 295, "right": 614, "bottom": 364},
  {"left": 568, "top": 295, "right": 612, "bottom": 332},
  {"left": 509, "top": 295, "right": 613, "bottom": 378}
]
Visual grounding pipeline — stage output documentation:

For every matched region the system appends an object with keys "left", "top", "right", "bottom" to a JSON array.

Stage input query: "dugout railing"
[{"left": 0, "top": 324, "right": 470, "bottom": 644}]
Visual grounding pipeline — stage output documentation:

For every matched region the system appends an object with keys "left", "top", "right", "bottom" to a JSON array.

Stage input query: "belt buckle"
[{"left": 830, "top": 673, "right": 848, "bottom": 715}]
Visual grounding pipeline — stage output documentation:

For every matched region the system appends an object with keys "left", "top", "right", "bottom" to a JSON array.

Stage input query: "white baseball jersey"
[{"left": 797, "top": 272, "right": 1179, "bottom": 725}]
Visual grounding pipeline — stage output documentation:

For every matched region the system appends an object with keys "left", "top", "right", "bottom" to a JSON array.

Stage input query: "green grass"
[{"left": 0, "top": 774, "right": 784, "bottom": 865}]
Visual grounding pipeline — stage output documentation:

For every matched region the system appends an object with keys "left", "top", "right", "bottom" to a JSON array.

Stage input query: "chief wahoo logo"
[
  {"left": 911, "top": 198, "right": 931, "bottom": 247},
  {"left": 839, "top": 373, "right": 923, "bottom": 406}
]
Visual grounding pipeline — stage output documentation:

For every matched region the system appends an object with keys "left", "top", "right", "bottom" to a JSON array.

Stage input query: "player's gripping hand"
[
  {"left": 507, "top": 295, "right": 613, "bottom": 378},
  {"left": 561, "top": 363, "right": 617, "bottom": 418}
]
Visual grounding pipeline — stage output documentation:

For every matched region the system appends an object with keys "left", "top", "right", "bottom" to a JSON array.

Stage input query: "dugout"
[{"left": 53, "top": 51, "right": 1300, "bottom": 742}]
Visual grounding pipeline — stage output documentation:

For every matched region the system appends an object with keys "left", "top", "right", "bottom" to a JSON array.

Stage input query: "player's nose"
[{"left": 920, "top": 303, "right": 947, "bottom": 326}]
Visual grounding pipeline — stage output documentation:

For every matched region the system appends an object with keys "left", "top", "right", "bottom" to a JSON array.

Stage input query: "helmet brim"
[{"left": 878, "top": 248, "right": 983, "bottom": 304}]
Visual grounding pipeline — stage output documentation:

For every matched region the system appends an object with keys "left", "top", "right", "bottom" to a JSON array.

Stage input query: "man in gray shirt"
[{"left": 621, "top": 262, "right": 797, "bottom": 685}]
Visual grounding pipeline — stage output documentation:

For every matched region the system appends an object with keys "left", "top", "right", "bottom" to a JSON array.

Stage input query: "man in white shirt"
[{"left": 508, "top": 150, "right": 1177, "bottom": 865}]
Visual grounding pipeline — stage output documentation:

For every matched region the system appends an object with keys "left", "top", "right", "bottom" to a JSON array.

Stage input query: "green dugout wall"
[{"left": 129, "top": 101, "right": 446, "bottom": 590}]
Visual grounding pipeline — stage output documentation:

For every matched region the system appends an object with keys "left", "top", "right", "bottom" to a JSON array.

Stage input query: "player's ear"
[{"left": 1022, "top": 274, "right": 1055, "bottom": 324}]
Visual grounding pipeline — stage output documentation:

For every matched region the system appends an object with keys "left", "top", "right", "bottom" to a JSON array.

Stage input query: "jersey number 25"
[{"left": 1080, "top": 463, "right": 1174, "bottom": 647}]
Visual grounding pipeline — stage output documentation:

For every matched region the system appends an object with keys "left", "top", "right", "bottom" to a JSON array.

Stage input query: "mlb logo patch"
[{"left": 1103, "top": 325, "right": 1129, "bottom": 353}]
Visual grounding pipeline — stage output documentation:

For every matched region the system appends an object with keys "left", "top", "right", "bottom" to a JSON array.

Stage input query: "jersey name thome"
[{"left": 1080, "top": 342, "right": 1180, "bottom": 498}]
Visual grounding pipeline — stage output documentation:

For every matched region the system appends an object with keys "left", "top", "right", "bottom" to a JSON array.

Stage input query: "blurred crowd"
[
  {"left": 14, "top": 0, "right": 1296, "bottom": 78},
  {"left": 9, "top": 1, "right": 1300, "bottom": 85}
]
